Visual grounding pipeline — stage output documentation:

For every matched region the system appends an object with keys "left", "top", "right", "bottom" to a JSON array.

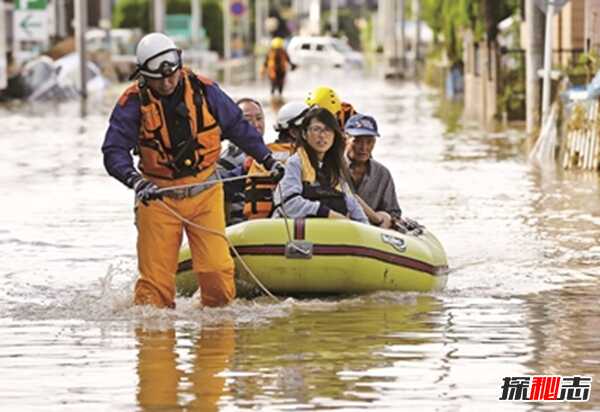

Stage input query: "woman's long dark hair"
[{"left": 298, "top": 108, "right": 351, "bottom": 188}]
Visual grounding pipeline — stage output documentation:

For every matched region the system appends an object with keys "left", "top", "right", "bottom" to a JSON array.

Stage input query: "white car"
[{"left": 286, "top": 36, "right": 364, "bottom": 69}]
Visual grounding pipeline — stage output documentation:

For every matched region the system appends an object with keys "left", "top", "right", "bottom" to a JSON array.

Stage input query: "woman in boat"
[{"left": 272, "top": 107, "right": 368, "bottom": 222}]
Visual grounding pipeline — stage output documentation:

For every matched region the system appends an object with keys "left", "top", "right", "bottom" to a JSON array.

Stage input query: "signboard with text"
[{"left": 15, "top": 0, "right": 48, "bottom": 10}]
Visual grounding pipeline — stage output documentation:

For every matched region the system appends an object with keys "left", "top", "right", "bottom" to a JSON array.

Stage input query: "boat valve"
[{"left": 285, "top": 241, "right": 313, "bottom": 259}]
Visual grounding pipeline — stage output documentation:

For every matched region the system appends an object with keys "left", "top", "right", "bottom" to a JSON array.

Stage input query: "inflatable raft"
[{"left": 176, "top": 218, "right": 449, "bottom": 297}]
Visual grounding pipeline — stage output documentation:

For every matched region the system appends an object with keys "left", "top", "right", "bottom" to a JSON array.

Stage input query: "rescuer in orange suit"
[
  {"left": 101, "top": 33, "right": 284, "bottom": 308},
  {"left": 262, "top": 37, "right": 296, "bottom": 97}
]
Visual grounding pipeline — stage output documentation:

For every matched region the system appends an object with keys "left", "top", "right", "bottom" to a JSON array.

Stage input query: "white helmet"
[
  {"left": 133, "top": 32, "right": 182, "bottom": 79},
  {"left": 274, "top": 101, "right": 310, "bottom": 132}
]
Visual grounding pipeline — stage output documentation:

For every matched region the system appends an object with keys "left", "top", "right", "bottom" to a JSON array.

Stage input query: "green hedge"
[{"left": 113, "top": 0, "right": 224, "bottom": 55}]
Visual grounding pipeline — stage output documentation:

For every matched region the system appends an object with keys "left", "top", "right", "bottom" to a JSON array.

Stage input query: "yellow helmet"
[
  {"left": 305, "top": 86, "right": 342, "bottom": 115},
  {"left": 271, "top": 37, "right": 284, "bottom": 49}
]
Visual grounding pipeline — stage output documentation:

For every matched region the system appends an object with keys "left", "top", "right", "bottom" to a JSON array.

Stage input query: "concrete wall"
[
  {"left": 585, "top": 0, "right": 600, "bottom": 53},
  {"left": 463, "top": 30, "right": 499, "bottom": 128},
  {"left": 553, "top": 0, "right": 585, "bottom": 66}
]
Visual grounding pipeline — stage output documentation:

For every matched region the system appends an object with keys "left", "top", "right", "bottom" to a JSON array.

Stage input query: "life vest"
[
  {"left": 339, "top": 101, "right": 357, "bottom": 128},
  {"left": 243, "top": 142, "right": 295, "bottom": 219},
  {"left": 118, "top": 69, "right": 221, "bottom": 181},
  {"left": 279, "top": 147, "right": 348, "bottom": 216},
  {"left": 265, "top": 49, "right": 289, "bottom": 81}
]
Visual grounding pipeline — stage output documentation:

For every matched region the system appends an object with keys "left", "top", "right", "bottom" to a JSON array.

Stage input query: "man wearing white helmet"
[
  {"left": 243, "top": 101, "right": 309, "bottom": 219},
  {"left": 101, "top": 33, "right": 284, "bottom": 309}
]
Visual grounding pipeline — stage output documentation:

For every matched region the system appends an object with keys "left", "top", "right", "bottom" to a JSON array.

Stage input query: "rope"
[
  {"left": 274, "top": 184, "right": 311, "bottom": 257},
  {"left": 156, "top": 173, "right": 252, "bottom": 193},
  {"left": 157, "top": 199, "right": 280, "bottom": 302}
]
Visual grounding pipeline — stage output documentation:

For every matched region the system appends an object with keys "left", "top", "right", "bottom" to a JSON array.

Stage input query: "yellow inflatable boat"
[{"left": 177, "top": 218, "right": 448, "bottom": 297}]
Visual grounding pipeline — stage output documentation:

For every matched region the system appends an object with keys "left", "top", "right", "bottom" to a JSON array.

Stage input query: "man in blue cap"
[{"left": 345, "top": 114, "right": 402, "bottom": 229}]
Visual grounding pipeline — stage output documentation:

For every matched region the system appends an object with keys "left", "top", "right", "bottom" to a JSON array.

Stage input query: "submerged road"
[{"left": 0, "top": 68, "right": 599, "bottom": 410}]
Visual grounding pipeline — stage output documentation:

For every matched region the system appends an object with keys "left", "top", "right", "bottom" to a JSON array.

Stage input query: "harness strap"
[{"left": 188, "top": 74, "right": 205, "bottom": 131}]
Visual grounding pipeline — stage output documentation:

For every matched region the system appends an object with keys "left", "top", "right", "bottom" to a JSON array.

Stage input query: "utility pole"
[
  {"left": 100, "top": 0, "right": 112, "bottom": 52},
  {"left": 0, "top": 1, "right": 6, "bottom": 91},
  {"left": 56, "top": 0, "right": 67, "bottom": 38},
  {"left": 255, "top": 0, "right": 267, "bottom": 81},
  {"left": 223, "top": 0, "right": 231, "bottom": 83},
  {"left": 412, "top": 0, "right": 421, "bottom": 64},
  {"left": 191, "top": 0, "right": 202, "bottom": 47},
  {"left": 540, "top": 1, "right": 555, "bottom": 126},
  {"left": 153, "top": 0, "right": 165, "bottom": 33},
  {"left": 399, "top": 0, "right": 406, "bottom": 71},
  {"left": 308, "top": 0, "right": 320, "bottom": 35},
  {"left": 330, "top": 0, "right": 338, "bottom": 34},
  {"left": 525, "top": 0, "right": 544, "bottom": 134},
  {"left": 75, "top": 0, "right": 88, "bottom": 117}
]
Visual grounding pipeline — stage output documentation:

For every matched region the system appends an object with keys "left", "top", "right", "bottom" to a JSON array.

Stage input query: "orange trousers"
[{"left": 134, "top": 182, "right": 235, "bottom": 308}]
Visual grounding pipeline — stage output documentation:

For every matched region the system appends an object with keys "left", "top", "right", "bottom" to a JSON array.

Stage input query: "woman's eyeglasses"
[{"left": 307, "top": 125, "right": 333, "bottom": 135}]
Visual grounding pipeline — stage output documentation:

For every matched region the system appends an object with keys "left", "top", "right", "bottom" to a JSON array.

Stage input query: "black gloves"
[
  {"left": 262, "top": 154, "right": 285, "bottom": 183},
  {"left": 403, "top": 217, "right": 423, "bottom": 231},
  {"left": 127, "top": 173, "right": 163, "bottom": 205}
]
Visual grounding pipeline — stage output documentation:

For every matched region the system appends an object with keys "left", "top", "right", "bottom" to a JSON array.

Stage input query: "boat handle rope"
[
  {"left": 274, "top": 184, "right": 312, "bottom": 257},
  {"left": 156, "top": 171, "right": 281, "bottom": 302}
]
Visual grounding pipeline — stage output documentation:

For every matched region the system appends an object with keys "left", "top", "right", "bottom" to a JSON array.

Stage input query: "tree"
[{"left": 113, "top": 0, "right": 224, "bottom": 55}]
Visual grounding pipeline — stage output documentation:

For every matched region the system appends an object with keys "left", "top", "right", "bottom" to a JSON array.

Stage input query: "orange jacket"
[
  {"left": 118, "top": 69, "right": 221, "bottom": 180},
  {"left": 243, "top": 142, "right": 295, "bottom": 219},
  {"left": 264, "top": 48, "right": 291, "bottom": 81}
]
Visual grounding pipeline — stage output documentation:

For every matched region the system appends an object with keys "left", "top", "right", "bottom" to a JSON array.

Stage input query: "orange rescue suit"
[
  {"left": 264, "top": 48, "right": 291, "bottom": 81},
  {"left": 118, "top": 69, "right": 222, "bottom": 180}
]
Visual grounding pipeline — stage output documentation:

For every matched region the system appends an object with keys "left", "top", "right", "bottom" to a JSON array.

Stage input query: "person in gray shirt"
[{"left": 345, "top": 114, "right": 402, "bottom": 229}]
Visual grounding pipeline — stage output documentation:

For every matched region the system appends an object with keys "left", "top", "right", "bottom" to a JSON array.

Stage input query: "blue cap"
[{"left": 344, "top": 114, "right": 379, "bottom": 137}]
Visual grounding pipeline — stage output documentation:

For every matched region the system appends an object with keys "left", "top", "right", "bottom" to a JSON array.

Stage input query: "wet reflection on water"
[{"left": 1, "top": 72, "right": 599, "bottom": 410}]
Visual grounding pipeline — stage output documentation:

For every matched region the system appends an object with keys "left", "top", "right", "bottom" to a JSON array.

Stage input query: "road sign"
[
  {"left": 534, "top": 0, "right": 568, "bottom": 14},
  {"left": 14, "top": 10, "right": 49, "bottom": 41},
  {"left": 15, "top": 0, "right": 48, "bottom": 10},
  {"left": 230, "top": 0, "right": 246, "bottom": 16}
]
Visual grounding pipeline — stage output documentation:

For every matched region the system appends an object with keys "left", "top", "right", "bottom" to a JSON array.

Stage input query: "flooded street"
[{"left": 1, "top": 69, "right": 599, "bottom": 411}]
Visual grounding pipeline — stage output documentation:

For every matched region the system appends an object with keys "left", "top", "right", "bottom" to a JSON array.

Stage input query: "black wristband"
[
  {"left": 316, "top": 204, "right": 331, "bottom": 218},
  {"left": 262, "top": 154, "right": 276, "bottom": 170},
  {"left": 125, "top": 171, "right": 143, "bottom": 189}
]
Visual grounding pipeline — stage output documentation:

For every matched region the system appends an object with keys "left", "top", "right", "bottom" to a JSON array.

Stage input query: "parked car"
[{"left": 286, "top": 36, "right": 364, "bottom": 69}]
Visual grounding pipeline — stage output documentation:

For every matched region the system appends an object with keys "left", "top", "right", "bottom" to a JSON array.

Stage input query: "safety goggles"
[{"left": 131, "top": 48, "right": 182, "bottom": 80}]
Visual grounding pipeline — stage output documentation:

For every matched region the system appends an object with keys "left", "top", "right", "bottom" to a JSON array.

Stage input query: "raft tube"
[{"left": 176, "top": 218, "right": 449, "bottom": 297}]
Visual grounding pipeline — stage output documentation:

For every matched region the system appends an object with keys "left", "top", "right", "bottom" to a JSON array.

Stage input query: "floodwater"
[{"left": 1, "top": 68, "right": 599, "bottom": 411}]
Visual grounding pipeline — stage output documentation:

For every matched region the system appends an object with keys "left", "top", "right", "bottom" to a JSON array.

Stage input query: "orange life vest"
[
  {"left": 118, "top": 69, "right": 221, "bottom": 180},
  {"left": 265, "top": 49, "right": 289, "bottom": 81},
  {"left": 339, "top": 101, "right": 357, "bottom": 127},
  {"left": 243, "top": 142, "right": 295, "bottom": 219}
]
